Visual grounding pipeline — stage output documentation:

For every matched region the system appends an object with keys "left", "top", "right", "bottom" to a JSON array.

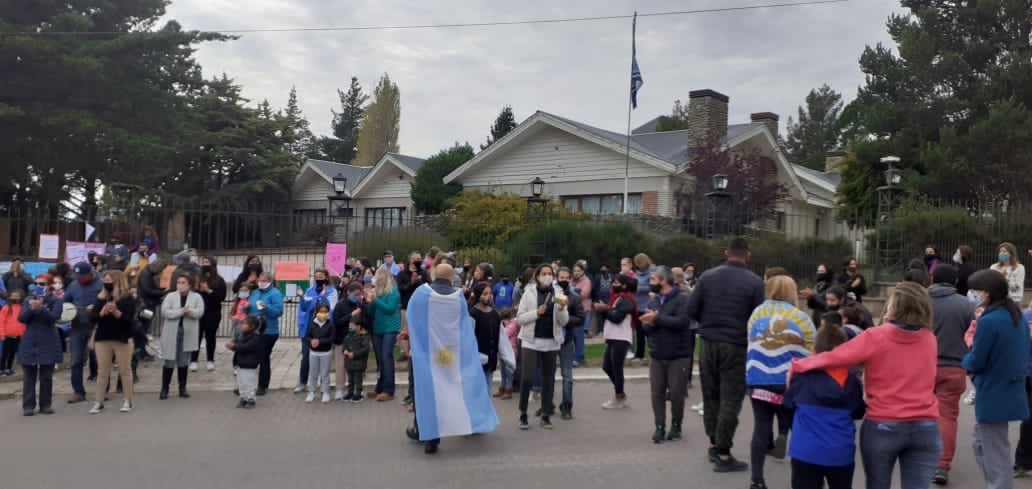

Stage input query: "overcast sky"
[{"left": 164, "top": 0, "right": 904, "bottom": 158}]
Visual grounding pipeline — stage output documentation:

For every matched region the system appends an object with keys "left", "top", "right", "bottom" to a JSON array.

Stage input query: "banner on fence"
[
  {"left": 325, "top": 243, "right": 348, "bottom": 276},
  {"left": 64, "top": 241, "right": 107, "bottom": 265},
  {"left": 275, "top": 262, "right": 310, "bottom": 300},
  {"left": 38, "top": 234, "right": 60, "bottom": 260},
  {"left": 0, "top": 261, "right": 54, "bottom": 278},
  {"left": 217, "top": 265, "right": 243, "bottom": 287}
]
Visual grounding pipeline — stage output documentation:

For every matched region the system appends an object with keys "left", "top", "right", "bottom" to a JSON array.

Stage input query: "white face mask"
[
  {"left": 52, "top": 282, "right": 63, "bottom": 291},
  {"left": 538, "top": 276, "right": 554, "bottom": 287},
  {"left": 953, "top": 254, "right": 962, "bottom": 264},
  {"left": 258, "top": 282, "right": 271, "bottom": 290},
  {"left": 238, "top": 291, "right": 250, "bottom": 299}
]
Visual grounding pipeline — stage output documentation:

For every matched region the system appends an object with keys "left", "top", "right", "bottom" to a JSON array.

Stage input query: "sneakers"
[
  {"left": 541, "top": 416, "right": 553, "bottom": 430},
  {"left": 350, "top": 394, "right": 364, "bottom": 404},
  {"left": 189, "top": 362, "right": 198, "bottom": 372},
  {"left": 293, "top": 385, "right": 306, "bottom": 394},
  {"left": 652, "top": 426, "right": 666, "bottom": 444},
  {"left": 334, "top": 390, "right": 345, "bottom": 401},
  {"left": 713, "top": 455, "right": 749, "bottom": 473},
  {"left": 321, "top": 393, "right": 331, "bottom": 404},
  {"left": 23, "top": 409, "right": 35, "bottom": 416},
  {"left": 602, "top": 397, "right": 628, "bottom": 410},
  {"left": 708, "top": 447, "right": 719, "bottom": 463},
  {"left": 120, "top": 400, "right": 132, "bottom": 413},
  {"left": 667, "top": 423, "right": 682, "bottom": 441},
  {"left": 205, "top": 361, "right": 215, "bottom": 372},
  {"left": 692, "top": 402, "right": 705, "bottom": 416},
  {"left": 236, "top": 399, "right": 248, "bottom": 409},
  {"left": 933, "top": 468, "right": 949, "bottom": 485},
  {"left": 88, "top": 402, "right": 104, "bottom": 415},
  {"left": 305, "top": 392, "right": 315, "bottom": 403},
  {"left": 519, "top": 414, "right": 530, "bottom": 430},
  {"left": 560, "top": 409, "right": 573, "bottom": 421},
  {"left": 749, "top": 482, "right": 768, "bottom": 489},
  {"left": 963, "top": 390, "right": 976, "bottom": 405},
  {"left": 770, "top": 433, "right": 787, "bottom": 460},
  {"left": 39, "top": 407, "right": 55, "bottom": 415}
]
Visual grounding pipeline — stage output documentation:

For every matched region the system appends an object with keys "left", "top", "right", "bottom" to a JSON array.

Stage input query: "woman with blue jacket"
[
  {"left": 294, "top": 268, "right": 338, "bottom": 393},
  {"left": 964, "top": 269, "right": 1031, "bottom": 489},
  {"left": 18, "top": 291, "right": 63, "bottom": 416},
  {"left": 249, "top": 272, "right": 284, "bottom": 396}
]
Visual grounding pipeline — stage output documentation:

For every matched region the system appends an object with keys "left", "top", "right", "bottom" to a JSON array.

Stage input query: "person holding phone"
[
  {"left": 18, "top": 284, "right": 63, "bottom": 416},
  {"left": 88, "top": 271, "right": 137, "bottom": 414},
  {"left": 249, "top": 272, "right": 284, "bottom": 395}
]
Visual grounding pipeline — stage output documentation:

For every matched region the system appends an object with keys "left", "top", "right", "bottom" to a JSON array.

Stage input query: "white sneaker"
[
  {"left": 89, "top": 402, "right": 104, "bottom": 415},
  {"left": 625, "top": 351, "right": 635, "bottom": 360},
  {"left": 964, "top": 390, "right": 976, "bottom": 405},
  {"left": 692, "top": 402, "right": 704, "bottom": 413},
  {"left": 120, "top": 400, "right": 132, "bottom": 413},
  {"left": 293, "top": 385, "right": 306, "bottom": 394},
  {"left": 305, "top": 392, "right": 315, "bottom": 403},
  {"left": 334, "top": 390, "right": 345, "bottom": 401},
  {"left": 189, "top": 362, "right": 198, "bottom": 372},
  {"left": 602, "top": 398, "right": 627, "bottom": 410},
  {"left": 205, "top": 361, "right": 215, "bottom": 372},
  {"left": 321, "top": 393, "right": 331, "bottom": 404}
]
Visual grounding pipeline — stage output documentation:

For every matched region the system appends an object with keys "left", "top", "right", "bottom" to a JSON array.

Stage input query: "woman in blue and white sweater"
[{"left": 745, "top": 275, "right": 816, "bottom": 489}]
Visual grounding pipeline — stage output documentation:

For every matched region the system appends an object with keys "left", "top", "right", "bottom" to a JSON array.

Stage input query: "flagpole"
[{"left": 622, "top": 12, "right": 636, "bottom": 215}]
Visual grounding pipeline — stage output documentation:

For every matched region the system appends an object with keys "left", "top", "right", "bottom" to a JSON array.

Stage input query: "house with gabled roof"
[{"left": 443, "top": 89, "right": 851, "bottom": 240}]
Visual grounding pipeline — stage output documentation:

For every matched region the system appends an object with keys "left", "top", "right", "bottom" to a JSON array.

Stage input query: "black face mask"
[
  {"left": 9, "top": 298, "right": 22, "bottom": 304},
  {"left": 202, "top": 265, "right": 214, "bottom": 273},
  {"left": 650, "top": 284, "right": 662, "bottom": 294},
  {"left": 557, "top": 280, "right": 570, "bottom": 290},
  {"left": 413, "top": 261, "right": 423, "bottom": 270},
  {"left": 104, "top": 283, "right": 115, "bottom": 292}
]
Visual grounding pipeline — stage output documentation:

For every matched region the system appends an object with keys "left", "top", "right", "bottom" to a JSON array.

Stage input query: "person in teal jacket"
[
  {"left": 964, "top": 269, "right": 1031, "bottom": 489},
  {"left": 369, "top": 269, "right": 401, "bottom": 401},
  {"left": 248, "top": 273, "right": 284, "bottom": 395}
]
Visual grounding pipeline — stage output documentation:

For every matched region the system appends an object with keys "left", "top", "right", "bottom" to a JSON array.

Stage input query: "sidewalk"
[{"left": 0, "top": 339, "right": 659, "bottom": 400}]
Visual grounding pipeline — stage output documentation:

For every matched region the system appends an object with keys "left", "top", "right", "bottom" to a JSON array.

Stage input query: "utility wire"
[{"left": 13, "top": 0, "right": 846, "bottom": 36}]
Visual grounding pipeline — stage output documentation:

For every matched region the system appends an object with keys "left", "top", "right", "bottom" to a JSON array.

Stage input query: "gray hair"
[
  {"left": 654, "top": 266, "right": 674, "bottom": 285},
  {"left": 258, "top": 271, "right": 276, "bottom": 282}
]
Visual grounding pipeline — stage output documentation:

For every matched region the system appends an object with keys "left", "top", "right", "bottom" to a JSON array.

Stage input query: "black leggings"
[
  {"left": 791, "top": 459, "right": 854, "bottom": 489},
  {"left": 633, "top": 326, "right": 647, "bottom": 359},
  {"left": 751, "top": 396, "right": 791, "bottom": 483},
  {"left": 1, "top": 337, "right": 20, "bottom": 370},
  {"left": 602, "top": 340, "right": 630, "bottom": 395},
  {"left": 191, "top": 319, "right": 220, "bottom": 363},
  {"left": 518, "top": 348, "right": 558, "bottom": 417}
]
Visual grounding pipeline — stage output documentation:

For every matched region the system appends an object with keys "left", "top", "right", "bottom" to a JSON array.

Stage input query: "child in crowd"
[
  {"left": 495, "top": 308, "right": 519, "bottom": 400},
  {"left": 342, "top": 319, "right": 371, "bottom": 403},
  {"left": 962, "top": 306, "right": 985, "bottom": 405},
  {"left": 838, "top": 306, "right": 865, "bottom": 340},
  {"left": 230, "top": 283, "right": 254, "bottom": 374},
  {"left": 304, "top": 303, "right": 335, "bottom": 404},
  {"left": 226, "top": 316, "right": 262, "bottom": 409},
  {"left": 470, "top": 283, "right": 501, "bottom": 395},
  {"left": 0, "top": 289, "right": 26, "bottom": 376},
  {"left": 784, "top": 323, "right": 865, "bottom": 489}
]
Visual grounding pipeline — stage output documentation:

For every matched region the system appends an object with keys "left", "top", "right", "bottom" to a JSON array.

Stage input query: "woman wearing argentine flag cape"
[{"left": 405, "top": 263, "right": 500, "bottom": 454}]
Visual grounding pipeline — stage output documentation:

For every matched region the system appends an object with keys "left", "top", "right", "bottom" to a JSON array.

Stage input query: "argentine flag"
[{"left": 407, "top": 285, "right": 500, "bottom": 441}]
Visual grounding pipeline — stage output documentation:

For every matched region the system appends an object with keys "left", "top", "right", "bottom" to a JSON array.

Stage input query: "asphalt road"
[{"left": 0, "top": 380, "right": 1015, "bottom": 489}]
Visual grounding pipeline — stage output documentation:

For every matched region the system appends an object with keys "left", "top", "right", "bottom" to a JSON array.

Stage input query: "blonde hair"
[
  {"left": 765, "top": 275, "right": 799, "bottom": 307},
  {"left": 633, "top": 253, "right": 652, "bottom": 271},
  {"left": 373, "top": 268, "right": 396, "bottom": 298},
  {"left": 98, "top": 270, "right": 131, "bottom": 301},
  {"left": 888, "top": 281, "right": 933, "bottom": 329}
]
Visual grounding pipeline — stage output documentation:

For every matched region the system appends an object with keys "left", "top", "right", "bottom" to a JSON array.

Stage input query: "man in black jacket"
[
  {"left": 641, "top": 266, "right": 693, "bottom": 444},
  {"left": 556, "top": 267, "right": 585, "bottom": 420},
  {"left": 396, "top": 251, "right": 429, "bottom": 403},
  {"left": 685, "top": 238, "right": 765, "bottom": 473}
]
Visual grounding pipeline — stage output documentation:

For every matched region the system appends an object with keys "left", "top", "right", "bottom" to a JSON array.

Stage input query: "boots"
[
  {"left": 500, "top": 389, "right": 513, "bottom": 400},
  {"left": 493, "top": 389, "right": 504, "bottom": 398},
  {"left": 160, "top": 367, "right": 173, "bottom": 400},
  {"left": 652, "top": 425, "right": 666, "bottom": 444},
  {"left": 178, "top": 367, "right": 190, "bottom": 398},
  {"left": 667, "top": 421, "right": 682, "bottom": 441}
]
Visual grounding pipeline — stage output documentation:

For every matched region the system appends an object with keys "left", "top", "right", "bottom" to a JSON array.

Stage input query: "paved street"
[{"left": 0, "top": 379, "right": 1015, "bottom": 489}]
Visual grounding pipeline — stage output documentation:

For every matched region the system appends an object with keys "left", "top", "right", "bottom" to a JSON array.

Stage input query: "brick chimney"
[
  {"left": 750, "top": 112, "right": 779, "bottom": 140},
  {"left": 687, "top": 89, "right": 729, "bottom": 148},
  {"left": 825, "top": 150, "right": 847, "bottom": 173}
]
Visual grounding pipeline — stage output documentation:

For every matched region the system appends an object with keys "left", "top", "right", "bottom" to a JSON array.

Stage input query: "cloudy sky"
[{"left": 164, "top": 0, "right": 904, "bottom": 158}]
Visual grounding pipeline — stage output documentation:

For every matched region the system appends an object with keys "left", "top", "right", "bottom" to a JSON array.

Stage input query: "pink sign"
[
  {"left": 325, "top": 242, "right": 348, "bottom": 276},
  {"left": 65, "top": 241, "right": 107, "bottom": 265}
]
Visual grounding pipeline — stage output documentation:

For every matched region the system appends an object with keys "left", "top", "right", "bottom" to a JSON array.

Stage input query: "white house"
[{"left": 443, "top": 89, "right": 851, "bottom": 240}]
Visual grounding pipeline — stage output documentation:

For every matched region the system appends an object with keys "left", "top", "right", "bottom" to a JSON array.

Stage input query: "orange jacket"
[{"left": 0, "top": 304, "right": 26, "bottom": 338}]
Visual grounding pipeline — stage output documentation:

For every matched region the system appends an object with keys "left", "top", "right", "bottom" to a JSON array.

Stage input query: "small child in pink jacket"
[{"left": 497, "top": 309, "right": 520, "bottom": 400}]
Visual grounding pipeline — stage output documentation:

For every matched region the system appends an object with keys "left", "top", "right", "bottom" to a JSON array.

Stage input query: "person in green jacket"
[{"left": 369, "top": 268, "right": 401, "bottom": 401}]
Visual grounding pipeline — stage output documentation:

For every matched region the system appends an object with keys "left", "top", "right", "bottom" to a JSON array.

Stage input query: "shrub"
[
  {"left": 444, "top": 191, "right": 528, "bottom": 249},
  {"left": 347, "top": 226, "right": 450, "bottom": 262},
  {"left": 454, "top": 247, "right": 514, "bottom": 277},
  {"left": 504, "top": 220, "right": 651, "bottom": 269}
]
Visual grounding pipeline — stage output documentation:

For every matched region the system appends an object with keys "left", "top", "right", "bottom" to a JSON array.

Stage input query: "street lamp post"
[
  {"left": 874, "top": 156, "right": 906, "bottom": 282},
  {"left": 704, "top": 173, "right": 732, "bottom": 239},
  {"left": 327, "top": 173, "right": 352, "bottom": 239},
  {"left": 525, "top": 177, "right": 549, "bottom": 263}
]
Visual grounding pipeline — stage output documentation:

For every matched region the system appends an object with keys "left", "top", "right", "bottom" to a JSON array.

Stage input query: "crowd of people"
[{"left": 5, "top": 233, "right": 1032, "bottom": 488}]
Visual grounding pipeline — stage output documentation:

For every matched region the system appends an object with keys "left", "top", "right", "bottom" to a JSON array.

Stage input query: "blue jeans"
[
  {"left": 559, "top": 336, "right": 575, "bottom": 410},
  {"left": 372, "top": 334, "right": 396, "bottom": 396},
  {"left": 860, "top": 419, "right": 942, "bottom": 489},
  {"left": 69, "top": 326, "right": 91, "bottom": 396},
  {"left": 573, "top": 323, "right": 586, "bottom": 364},
  {"left": 298, "top": 338, "right": 310, "bottom": 387}
]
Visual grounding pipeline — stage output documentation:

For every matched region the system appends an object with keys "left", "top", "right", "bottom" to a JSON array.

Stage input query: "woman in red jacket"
[{"left": 791, "top": 282, "right": 940, "bottom": 489}]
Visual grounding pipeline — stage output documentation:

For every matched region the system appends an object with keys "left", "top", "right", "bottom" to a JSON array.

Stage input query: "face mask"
[
  {"left": 258, "top": 282, "right": 271, "bottom": 290},
  {"left": 557, "top": 280, "right": 570, "bottom": 290},
  {"left": 52, "top": 282, "right": 63, "bottom": 291},
  {"left": 828, "top": 303, "right": 840, "bottom": 311},
  {"left": 247, "top": 264, "right": 261, "bottom": 272},
  {"left": 685, "top": 273, "right": 694, "bottom": 280},
  {"left": 104, "top": 283, "right": 115, "bottom": 292},
  {"left": 999, "top": 253, "right": 1011, "bottom": 263},
  {"left": 538, "top": 276, "right": 554, "bottom": 287},
  {"left": 316, "top": 312, "right": 329, "bottom": 322},
  {"left": 316, "top": 279, "right": 327, "bottom": 287},
  {"left": 348, "top": 295, "right": 360, "bottom": 304},
  {"left": 413, "top": 261, "right": 423, "bottom": 270},
  {"left": 953, "top": 254, "right": 962, "bottom": 264},
  {"left": 238, "top": 291, "right": 250, "bottom": 299},
  {"left": 78, "top": 277, "right": 91, "bottom": 285},
  {"left": 650, "top": 284, "right": 662, "bottom": 294}
]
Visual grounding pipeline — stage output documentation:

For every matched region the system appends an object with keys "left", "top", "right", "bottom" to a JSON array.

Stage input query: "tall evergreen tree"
[
  {"left": 283, "top": 87, "right": 316, "bottom": 162},
  {"left": 481, "top": 106, "right": 518, "bottom": 150},
  {"left": 315, "top": 77, "right": 368, "bottom": 162},
  {"left": 784, "top": 84, "right": 845, "bottom": 170},
  {"left": 411, "top": 143, "right": 474, "bottom": 214},
  {"left": 353, "top": 73, "right": 401, "bottom": 166},
  {"left": 654, "top": 99, "right": 690, "bottom": 132}
]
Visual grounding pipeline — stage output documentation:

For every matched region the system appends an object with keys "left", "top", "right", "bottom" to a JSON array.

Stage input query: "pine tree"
[
  {"left": 654, "top": 100, "right": 690, "bottom": 132},
  {"left": 353, "top": 73, "right": 401, "bottom": 166},
  {"left": 784, "top": 85, "right": 845, "bottom": 171},
  {"left": 481, "top": 106, "right": 518, "bottom": 150},
  {"left": 314, "top": 77, "right": 368, "bottom": 163},
  {"left": 283, "top": 87, "right": 316, "bottom": 162}
]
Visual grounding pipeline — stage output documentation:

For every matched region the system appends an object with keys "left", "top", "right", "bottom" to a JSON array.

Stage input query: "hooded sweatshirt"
[{"left": 929, "top": 283, "right": 975, "bottom": 368}]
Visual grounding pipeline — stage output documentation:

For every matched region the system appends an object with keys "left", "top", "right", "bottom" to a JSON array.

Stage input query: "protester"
[
  {"left": 953, "top": 245, "right": 977, "bottom": 297},
  {"left": 229, "top": 282, "right": 254, "bottom": 374},
  {"left": 250, "top": 272, "right": 283, "bottom": 396},
  {"left": 303, "top": 302, "right": 335, "bottom": 403},
  {"left": 928, "top": 264, "right": 975, "bottom": 485},
  {"left": 127, "top": 241, "right": 154, "bottom": 284},
  {"left": 232, "top": 255, "right": 263, "bottom": 294},
  {"left": 294, "top": 268, "right": 338, "bottom": 393},
  {"left": 0, "top": 289, "right": 26, "bottom": 375},
  {"left": 2, "top": 258, "right": 33, "bottom": 295},
  {"left": 991, "top": 242, "right": 1025, "bottom": 304},
  {"left": 599, "top": 274, "right": 638, "bottom": 410},
  {"left": 516, "top": 263, "right": 570, "bottom": 430},
  {"left": 838, "top": 257, "right": 868, "bottom": 302},
  {"left": 571, "top": 261, "right": 592, "bottom": 364},
  {"left": 332, "top": 282, "right": 364, "bottom": 401},
  {"left": 783, "top": 323, "right": 865, "bottom": 489},
  {"left": 745, "top": 275, "right": 816, "bottom": 488},
  {"left": 342, "top": 315, "right": 372, "bottom": 403},
  {"left": 17, "top": 286, "right": 63, "bottom": 416},
  {"left": 369, "top": 268, "right": 401, "bottom": 402},
  {"left": 89, "top": 270, "right": 137, "bottom": 414},
  {"left": 159, "top": 275, "right": 204, "bottom": 400},
  {"left": 683, "top": 263, "right": 700, "bottom": 291},
  {"left": 226, "top": 316, "right": 261, "bottom": 409},
  {"left": 631, "top": 253, "right": 656, "bottom": 362},
  {"left": 801, "top": 263, "right": 835, "bottom": 322},
  {"left": 493, "top": 274, "right": 515, "bottom": 310},
  {"left": 64, "top": 262, "right": 103, "bottom": 403},
  {"left": 512, "top": 265, "right": 534, "bottom": 307},
  {"left": 686, "top": 238, "right": 765, "bottom": 472},
  {"left": 470, "top": 282, "right": 501, "bottom": 394},
  {"left": 381, "top": 250, "right": 401, "bottom": 276},
  {"left": 641, "top": 266, "right": 695, "bottom": 444},
  {"left": 102, "top": 233, "right": 130, "bottom": 271},
  {"left": 823, "top": 286, "right": 875, "bottom": 329},
  {"left": 135, "top": 259, "right": 167, "bottom": 360},
  {"left": 192, "top": 256, "right": 227, "bottom": 372},
  {"left": 964, "top": 269, "right": 1031, "bottom": 489},
  {"left": 396, "top": 251, "right": 428, "bottom": 398},
  {"left": 925, "top": 245, "right": 944, "bottom": 275},
  {"left": 791, "top": 281, "right": 941, "bottom": 489},
  {"left": 553, "top": 267, "right": 584, "bottom": 420},
  {"left": 591, "top": 264, "right": 614, "bottom": 337}
]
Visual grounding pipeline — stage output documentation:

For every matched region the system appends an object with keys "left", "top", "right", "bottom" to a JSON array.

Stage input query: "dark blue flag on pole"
[{"left": 630, "top": 14, "right": 643, "bottom": 109}]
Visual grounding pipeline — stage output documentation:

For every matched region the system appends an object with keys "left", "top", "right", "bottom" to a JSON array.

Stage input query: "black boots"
[
  {"left": 178, "top": 367, "right": 190, "bottom": 398},
  {"left": 652, "top": 425, "right": 666, "bottom": 444},
  {"left": 160, "top": 367, "right": 173, "bottom": 400},
  {"left": 667, "top": 422, "right": 682, "bottom": 441}
]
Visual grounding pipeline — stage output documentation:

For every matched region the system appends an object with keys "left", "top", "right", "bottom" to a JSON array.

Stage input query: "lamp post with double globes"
[{"left": 327, "top": 172, "right": 353, "bottom": 238}]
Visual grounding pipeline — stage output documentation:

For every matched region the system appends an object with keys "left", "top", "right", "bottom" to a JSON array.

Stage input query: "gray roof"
[
  {"left": 632, "top": 116, "right": 663, "bottom": 134},
  {"left": 792, "top": 163, "right": 842, "bottom": 188},
  {"left": 306, "top": 159, "right": 372, "bottom": 192},
  {"left": 542, "top": 111, "right": 760, "bottom": 166},
  {"left": 387, "top": 153, "right": 426, "bottom": 173}
]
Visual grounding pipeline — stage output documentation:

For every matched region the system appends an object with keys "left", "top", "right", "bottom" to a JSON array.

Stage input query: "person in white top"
[{"left": 990, "top": 242, "right": 1025, "bottom": 305}]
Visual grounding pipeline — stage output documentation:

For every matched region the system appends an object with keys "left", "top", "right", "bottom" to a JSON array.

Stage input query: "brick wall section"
[
  {"left": 641, "top": 191, "right": 659, "bottom": 215},
  {"left": 687, "top": 89, "right": 730, "bottom": 148}
]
